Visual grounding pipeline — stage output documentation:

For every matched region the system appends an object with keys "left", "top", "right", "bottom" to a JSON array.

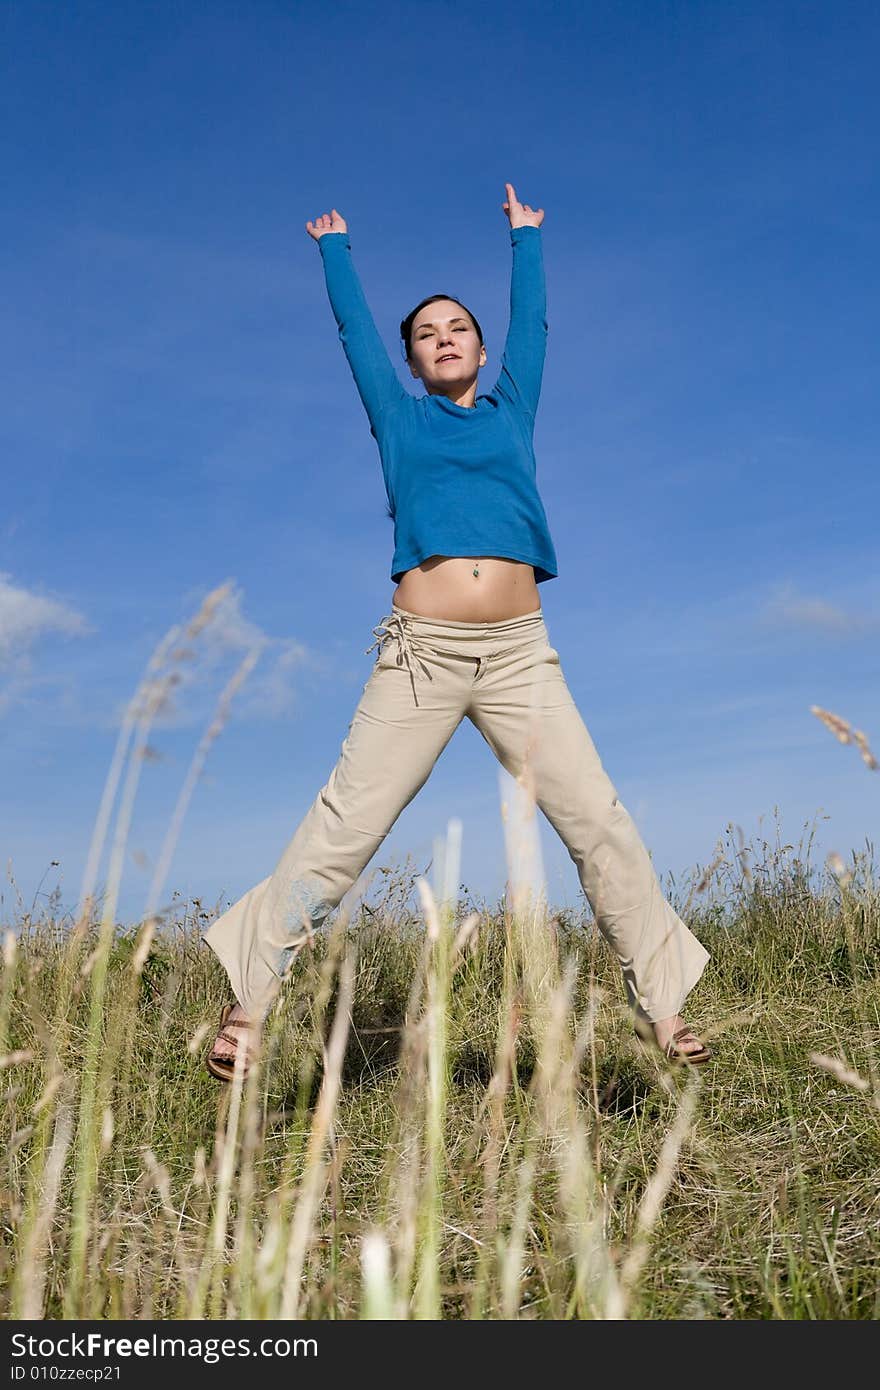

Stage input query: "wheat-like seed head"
[{"left": 811, "top": 705, "right": 877, "bottom": 769}]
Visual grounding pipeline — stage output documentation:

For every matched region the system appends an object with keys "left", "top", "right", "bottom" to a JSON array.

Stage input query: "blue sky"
[{"left": 2, "top": 0, "right": 878, "bottom": 931}]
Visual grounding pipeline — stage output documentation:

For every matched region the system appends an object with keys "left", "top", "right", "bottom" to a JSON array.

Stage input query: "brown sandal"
[
  {"left": 664, "top": 1025, "right": 712, "bottom": 1065},
  {"left": 205, "top": 1002, "right": 257, "bottom": 1082},
  {"left": 634, "top": 1019, "right": 712, "bottom": 1066}
]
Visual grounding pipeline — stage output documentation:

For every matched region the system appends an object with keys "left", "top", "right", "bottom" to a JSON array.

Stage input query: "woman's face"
[{"left": 407, "top": 300, "right": 487, "bottom": 392}]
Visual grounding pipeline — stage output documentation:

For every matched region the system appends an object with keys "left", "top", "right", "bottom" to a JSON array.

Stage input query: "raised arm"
[
  {"left": 306, "top": 209, "right": 408, "bottom": 439},
  {"left": 492, "top": 183, "right": 547, "bottom": 420}
]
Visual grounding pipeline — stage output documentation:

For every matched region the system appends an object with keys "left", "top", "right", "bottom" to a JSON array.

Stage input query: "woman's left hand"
[{"left": 501, "top": 181, "right": 544, "bottom": 229}]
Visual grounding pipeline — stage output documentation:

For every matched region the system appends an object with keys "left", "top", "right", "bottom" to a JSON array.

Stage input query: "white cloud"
[
  {"left": 0, "top": 573, "right": 93, "bottom": 716},
  {"left": 759, "top": 581, "right": 879, "bottom": 637},
  {"left": 0, "top": 572, "right": 91, "bottom": 658}
]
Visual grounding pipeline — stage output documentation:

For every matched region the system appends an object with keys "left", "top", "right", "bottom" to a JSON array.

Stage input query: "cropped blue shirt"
[{"left": 317, "top": 225, "right": 558, "bottom": 584}]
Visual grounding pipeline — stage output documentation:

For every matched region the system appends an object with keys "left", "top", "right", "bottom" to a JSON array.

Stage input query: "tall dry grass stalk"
[
  {"left": 64, "top": 582, "right": 249, "bottom": 1317},
  {"left": 278, "top": 949, "right": 355, "bottom": 1318}
]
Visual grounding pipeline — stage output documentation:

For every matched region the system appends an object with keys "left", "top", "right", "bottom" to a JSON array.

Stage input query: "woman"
[{"left": 204, "top": 183, "right": 711, "bottom": 1079}]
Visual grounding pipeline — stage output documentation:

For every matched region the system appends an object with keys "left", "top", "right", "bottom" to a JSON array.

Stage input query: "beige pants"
[{"left": 204, "top": 603, "right": 709, "bottom": 1021}]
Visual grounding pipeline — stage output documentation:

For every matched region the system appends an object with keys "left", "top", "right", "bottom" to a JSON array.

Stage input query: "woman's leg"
[
  {"left": 204, "top": 639, "right": 472, "bottom": 1023},
  {"left": 466, "top": 630, "right": 709, "bottom": 1028}
]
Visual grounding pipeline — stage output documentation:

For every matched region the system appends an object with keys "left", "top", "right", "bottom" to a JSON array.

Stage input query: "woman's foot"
[
  {"left": 205, "top": 1001, "right": 259, "bottom": 1081},
  {"left": 652, "top": 1014, "right": 711, "bottom": 1064}
]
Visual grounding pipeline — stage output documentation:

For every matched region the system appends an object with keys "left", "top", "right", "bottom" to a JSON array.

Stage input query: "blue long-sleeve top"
[{"left": 317, "top": 225, "right": 558, "bottom": 584}]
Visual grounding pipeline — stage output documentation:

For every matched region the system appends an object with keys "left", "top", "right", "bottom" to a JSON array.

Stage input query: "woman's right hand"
[{"left": 305, "top": 209, "right": 348, "bottom": 240}]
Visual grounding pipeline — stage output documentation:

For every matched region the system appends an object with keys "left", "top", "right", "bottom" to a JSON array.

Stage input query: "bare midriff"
[{"left": 391, "top": 555, "right": 541, "bottom": 622}]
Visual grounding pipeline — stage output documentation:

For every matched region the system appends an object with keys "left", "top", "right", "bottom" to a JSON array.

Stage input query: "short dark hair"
[{"left": 399, "top": 294, "right": 483, "bottom": 360}]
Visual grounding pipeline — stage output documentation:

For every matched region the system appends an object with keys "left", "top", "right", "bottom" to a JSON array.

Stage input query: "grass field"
[{"left": 2, "top": 817, "right": 879, "bottom": 1320}]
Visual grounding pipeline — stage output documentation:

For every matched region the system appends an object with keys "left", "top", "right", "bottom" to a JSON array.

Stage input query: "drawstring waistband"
[
  {"left": 365, "top": 612, "right": 434, "bottom": 707},
  {"left": 364, "top": 603, "right": 546, "bottom": 708}
]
